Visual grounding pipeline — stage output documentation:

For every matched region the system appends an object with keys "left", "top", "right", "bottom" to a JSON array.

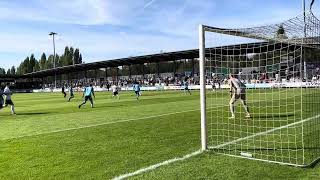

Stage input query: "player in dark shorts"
[
  {"left": 3, "top": 84, "right": 16, "bottom": 115},
  {"left": 106, "top": 83, "right": 111, "bottom": 91},
  {"left": 0, "top": 89, "right": 4, "bottom": 110},
  {"left": 112, "top": 84, "right": 120, "bottom": 99},
  {"left": 211, "top": 73, "right": 220, "bottom": 91},
  {"left": 62, "top": 85, "right": 67, "bottom": 98},
  {"left": 78, "top": 84, "right": 95, "bottom": 108},
  {"left": 228, "top": 74, "right": 251, "bottom": 119},
  {"left": 183, "top": 78, "right": 191, "bottom": 95},
  {"left": 68, "top": 85, "right": 74, "bottom": 102}
]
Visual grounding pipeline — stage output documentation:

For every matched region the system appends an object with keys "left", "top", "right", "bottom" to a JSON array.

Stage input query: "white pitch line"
[
  {"left": 0, "top": 91, "right": 306, "bottom": 179},
  {"left": 1, "top": 108, "right": 202, "bottom": 141},
  {"left": 1, "top": 95, "right": 296, "bottom": 141},
  {"left": 112, "top": 150, "right": 202, "bottom": 180},
  {"left": 111, "top": 114, "right": 320, "bottom": 180},
  {"left": 210, "top": 114, "right": 320, "bottom": 149}
]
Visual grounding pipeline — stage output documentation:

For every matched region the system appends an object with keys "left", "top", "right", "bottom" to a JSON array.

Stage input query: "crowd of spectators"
[
  {"left": 40, "top": 74, "right": 200, "bottom": 90},
  {"left": 37, "top": 68, "right": 320, "bottom": 91}
]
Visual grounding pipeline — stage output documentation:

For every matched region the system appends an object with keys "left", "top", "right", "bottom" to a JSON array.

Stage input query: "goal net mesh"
[{"left": 202, "top": 11, "right": 320, "bottom": 166}]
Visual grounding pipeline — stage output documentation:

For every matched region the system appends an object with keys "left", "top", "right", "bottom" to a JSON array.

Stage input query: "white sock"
[{"left": 11, "top": 105, "right": 15, "bottom": 114}]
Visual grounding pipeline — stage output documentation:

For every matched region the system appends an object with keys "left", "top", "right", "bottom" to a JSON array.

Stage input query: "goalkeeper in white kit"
[{"left": 228, "top": 74, "right": 250, "bottom": 119}]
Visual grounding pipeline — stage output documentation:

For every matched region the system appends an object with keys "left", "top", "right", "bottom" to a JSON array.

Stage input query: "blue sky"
[{"left": 0, "top": 0, "right": 318, "bottom": 69}]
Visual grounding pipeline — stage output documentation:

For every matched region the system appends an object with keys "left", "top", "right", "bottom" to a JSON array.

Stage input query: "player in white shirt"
[
  {"left": 228, "top": 74, "right": 250, "bottom": 119},
  {"left": 3, "top": 84, "right": 16, "bottom": 115},
  {"left": 112, "top": 84, "right": 120, "bottom": 99},
  {"left": 211, "top": 73, "right": 221, "bottom": 91}
]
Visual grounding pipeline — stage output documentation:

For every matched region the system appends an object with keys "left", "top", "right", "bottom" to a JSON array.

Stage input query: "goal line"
[{"left": 208, "top": 114, "right": 320, "bottom": 166}]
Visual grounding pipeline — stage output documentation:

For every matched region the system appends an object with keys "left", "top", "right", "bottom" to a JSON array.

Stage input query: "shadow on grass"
[
  {"left": 16, "top": 112, "right": 51, "bottom": 116},
  {"left": 97, "top": 104, "right": 126, "bottom": 108}
]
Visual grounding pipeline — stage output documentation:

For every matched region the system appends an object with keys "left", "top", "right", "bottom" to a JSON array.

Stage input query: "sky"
[{"left": 0, "top": 0, "right": 318, "bottom": 69}]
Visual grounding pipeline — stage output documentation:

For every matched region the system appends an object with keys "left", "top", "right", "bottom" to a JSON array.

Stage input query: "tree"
[
  {"left": 79, "top": 54, "right": 83, "bottom": 64},
  {"left": 6, "top": 69, "right": 11, "bottom": 75},
  {"left": 69, "top": 47, "right": 74, "bottom": 65},
  {"left": 54, "top": 54, "right": 62, "bottom": 67},
  {"left": 15, "top": 46, "right": 82, "bottom": 74},
  {"left": 74, "top": 48, "right": 80, "bottom": 65},
  {"left": 10, "top": 66, "right": 16, "bottom": 75},
  {"left": 34, "top": 61, "right": 40, "bottom": 72},
  {"left": 276, "top": 24, "right": 288, "bottom": 39},
  {"left": 0, "top": 68, "right": 6, "bottom": 75},
  {"left": 47, "top": 55, "right": 54, "bottom": 69},
  {"left": 29, "top": 54, "right": 37, "bottom": 72},
  {"left": 16, "top": 66, "right": 22, "bottom": 75},
  {"left": 62, "top": 46, "right": 71, "bottom": 66},
  {"left": 40, "top": 53, "right": 47, "bottom": 70},
  {"left": 29, "top": 54, "right": 40, "bottom": 72},
  {"left": 22, "top": 57, "right": 30, "bottom": 74}
]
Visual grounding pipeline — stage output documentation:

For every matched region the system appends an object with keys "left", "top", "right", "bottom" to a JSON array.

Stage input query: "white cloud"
[
  {"left": 0, "top": 28, "right": 197, "bottom": 69},
  {"left": 0, "top": 0, "right": 132, "bottom": 25},
  {"left": 0, "top": 0, "right": 318, "bottom": 70}
]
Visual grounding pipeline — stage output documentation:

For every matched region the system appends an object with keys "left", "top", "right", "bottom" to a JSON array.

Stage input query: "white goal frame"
[{"left": 199, "top": 23, "right": 320, "bottom": 167}]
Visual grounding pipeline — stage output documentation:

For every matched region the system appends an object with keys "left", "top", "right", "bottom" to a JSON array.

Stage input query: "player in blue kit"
[
  {"left": 183, "top": 78, "right": 191, "bottom": 95},
  {"left": 78, "top": 84, "right": 95, "bottom": 108},
  {"left": 133, "top": 82, "right": 141, "bottom": 100}
]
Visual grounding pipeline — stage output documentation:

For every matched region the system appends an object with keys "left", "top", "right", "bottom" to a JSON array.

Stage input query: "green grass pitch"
[{"left": 0, "top": 90, "right": 319, "bottom": 179}]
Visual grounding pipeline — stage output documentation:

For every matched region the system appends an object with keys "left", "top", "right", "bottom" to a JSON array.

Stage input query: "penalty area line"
[{"left": 112, "top": 150, "right": 202, "bottom": 180}]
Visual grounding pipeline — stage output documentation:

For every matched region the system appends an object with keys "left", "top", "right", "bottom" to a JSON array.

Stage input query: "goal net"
[{"left": 199, "top": 11, "right": 320, "bottom": 167}]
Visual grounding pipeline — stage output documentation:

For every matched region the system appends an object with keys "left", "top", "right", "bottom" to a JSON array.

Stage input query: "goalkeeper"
[{"left": 228, "top": 73, "right": 251, "bottom": 119}]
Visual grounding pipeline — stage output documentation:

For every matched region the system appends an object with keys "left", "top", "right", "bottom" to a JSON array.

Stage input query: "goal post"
[
  {"left": 199, "top": 12, "right": 320, "bottom": 167},
  {"left": 199, "top": 24, "right": 207, "bottom": 151}
]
